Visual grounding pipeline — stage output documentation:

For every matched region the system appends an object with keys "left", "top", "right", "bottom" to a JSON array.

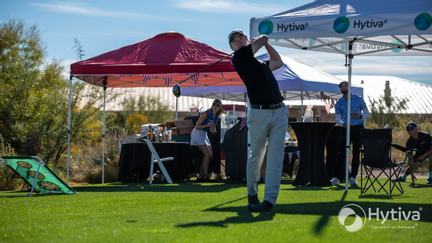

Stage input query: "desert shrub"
[{"left": 0, "top": 135, "right": 20, "bottom": 190}]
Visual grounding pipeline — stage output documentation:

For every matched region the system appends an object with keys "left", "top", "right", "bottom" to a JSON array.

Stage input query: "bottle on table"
[
  {"left": 147, "top": 125, "right": 153, "bottom": 141},
  {"left": 162, "top": 127, "right": 168, "bottom": 142},
  {"left": 167, "top": 128, "right": 172, "bottom": 142}
]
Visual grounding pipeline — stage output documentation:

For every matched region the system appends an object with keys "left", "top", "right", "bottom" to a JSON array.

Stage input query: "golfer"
[{"left": 229, "top": 29, "right": 288, "bottom": 212}]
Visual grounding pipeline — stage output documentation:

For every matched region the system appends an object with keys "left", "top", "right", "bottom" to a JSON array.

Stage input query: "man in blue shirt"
[{"left": 334, "top": 81, "right": 369, "bottom": 187}]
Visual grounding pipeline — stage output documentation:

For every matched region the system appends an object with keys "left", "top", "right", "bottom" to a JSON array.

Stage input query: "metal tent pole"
[
  {"left": 300, "top": 91, "right": 304, "bottom": 121},
  {"left": 67, "top": 74, "right": 73, "bottom": 180},
  {"left": 102, "top": 79, "right": 107, "bottom": 184},
  {"left": 345, "top": 40, "right": 354, "bottom": 192},
  {"left": 175, "top": 97, "right": 179, "bottom": 120},
  {"left": 233, "top": 103, "right": 236, "bottom": 121}
]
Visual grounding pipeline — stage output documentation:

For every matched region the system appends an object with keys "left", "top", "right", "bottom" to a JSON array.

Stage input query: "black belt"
[{"left": 250, "top": 102, "right": 284, "bottom": 110}]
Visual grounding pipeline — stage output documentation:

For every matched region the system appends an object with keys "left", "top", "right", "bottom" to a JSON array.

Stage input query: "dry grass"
[
  {"left": 70, "top": 131, "right": 124, "bottom": 183},
  {"left": 369, "top": 116, "right": 432, "bottom": 174}
]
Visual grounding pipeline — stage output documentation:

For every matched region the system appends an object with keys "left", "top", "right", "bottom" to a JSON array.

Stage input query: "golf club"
[{"left": 172, "top": 52, "right": 234, "bottom": 97}]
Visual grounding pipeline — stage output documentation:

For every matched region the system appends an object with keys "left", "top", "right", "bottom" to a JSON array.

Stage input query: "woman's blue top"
[{"left": 201, "top": 109, "right": 219, "bottom": 132}]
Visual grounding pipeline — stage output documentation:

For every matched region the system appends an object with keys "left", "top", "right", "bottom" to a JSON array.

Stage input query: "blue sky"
[{"left": 1, "top": 0, "right": 431, "bottom": 84}]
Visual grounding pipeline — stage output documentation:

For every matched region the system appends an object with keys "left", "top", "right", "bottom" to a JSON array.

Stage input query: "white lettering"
[
  {"left": 368, "top": 208, "right": 380, "bottom": 220},
  {"left": 368, "top": 207, "right": 421, "bottom": 224},
  {"left": 381, "top": 210, "right": 389, "bottom": 224},
  {"left": 402, "top": 210, "right": 411, "bottom": 220},
  {"left": 412, "top": 211, "right": 421, "bottom": 221}
]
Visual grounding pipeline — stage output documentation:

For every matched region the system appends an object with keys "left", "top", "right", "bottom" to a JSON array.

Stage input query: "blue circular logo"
[
  {"left": 308, "top": 38, "right": 316, "bottom": 47},
  {"left": 334, "top": 16, "right": 350, "bottom": 33},
  {"left": 391, "top": 40, "right": 403, "bottom": 53},
  {"left": 414, "top": 13, "right": 432, "bottom": 31},
  {"left": 258, "top": 20, "right": 274, "bottom": 35}
]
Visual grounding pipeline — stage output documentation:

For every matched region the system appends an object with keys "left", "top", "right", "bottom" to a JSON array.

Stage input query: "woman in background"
[{"left": 190, "top": 99, "right": 223, "bottom": 181}]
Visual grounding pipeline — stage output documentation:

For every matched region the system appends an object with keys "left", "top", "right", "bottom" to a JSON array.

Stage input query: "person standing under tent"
[
  {"left": 229, "top": 29, "right": 288, "bottom": 212},
  {"left": 334, "top": 81, "right": 369, "bottom": 187},
  {"left": 190, "top": 99, "right": 223, "bottom": 181},
  {"left": 398, "top": 122, "right": 432, "bottom": 185}
]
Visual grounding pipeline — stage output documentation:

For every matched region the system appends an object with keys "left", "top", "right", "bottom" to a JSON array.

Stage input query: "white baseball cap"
[{"left": 228, "top": 29, "right": 246, "bottom": 43}]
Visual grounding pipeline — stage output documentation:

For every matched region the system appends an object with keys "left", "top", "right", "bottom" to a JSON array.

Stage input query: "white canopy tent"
[
  {"left": 342, "top": 75, "right": 432, "bottom": 114},
  {"left": 182, "top": 54, "right": 363, "bottom": 102},
  {"left": 250, "top": 0, "right": 432, "bottom": 190}
]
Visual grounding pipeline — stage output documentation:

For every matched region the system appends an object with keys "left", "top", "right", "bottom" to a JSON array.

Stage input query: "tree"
[
  {"left": 72, "top": 38, "right": 85, "bottom": 60},
  {"left": 136, "top": 96, "right": 173, "bottom": 123},
  {"left": 0, "top": 20, "right": 111, "bottom": 170},
  {"left": 118, "top": 95, "right": 173, "bottom": 134},
  {"left": 368, "top": 81, "right": 408, "bottom": 128},
  {"left": 125, "top": 113, "right": 149, "bottom": 134},
  {"left": 0, "top": 20, "right": 66, "bottom": 156}
]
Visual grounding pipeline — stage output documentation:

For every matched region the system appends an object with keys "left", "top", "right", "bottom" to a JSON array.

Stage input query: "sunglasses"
[{"left": 213, "top": 103, "right": 221, "bottom": 107}]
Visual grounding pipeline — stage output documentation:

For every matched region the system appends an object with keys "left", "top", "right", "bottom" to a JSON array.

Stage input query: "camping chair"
[
  {"left": 144, "top": 139, "right": 174, "bottom": 184},
  {"left": 360, "top": 129, "right": 408, "bottom": 196}
]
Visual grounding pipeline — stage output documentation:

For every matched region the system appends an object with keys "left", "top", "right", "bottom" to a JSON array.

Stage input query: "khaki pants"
[{"left": 246, "top": 106, "right": 288, "bottom": 205}]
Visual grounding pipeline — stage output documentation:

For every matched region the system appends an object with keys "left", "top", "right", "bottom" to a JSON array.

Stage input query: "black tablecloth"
[
  {"left": 208, "top": 122, "right": 221, "bottom": 174},
  {"left": 326, "top": 126, "right": 346, "bottom": 180},
  {"left": 118, "top": 138, "right": 193, "bottom": 183},
  {"left": 222, "top": 121, "right": 248, "bottom": 181},
  {"left": 290, "top": 122, "right": 335, "bottom": 186}
]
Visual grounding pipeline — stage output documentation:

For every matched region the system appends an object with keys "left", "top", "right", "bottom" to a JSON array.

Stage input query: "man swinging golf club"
[{"left": 229, "top": 29, "right": 288, "bottom": 212}]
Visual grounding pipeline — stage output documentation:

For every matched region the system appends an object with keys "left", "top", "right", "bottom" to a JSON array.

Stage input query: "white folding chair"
[{"left": 144, "top": 139, "right": 174, "bottom": 184}]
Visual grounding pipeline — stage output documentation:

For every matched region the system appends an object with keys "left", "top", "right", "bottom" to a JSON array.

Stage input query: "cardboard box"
[{"left": 173, "top": 120, "right": 194, "bottom": 135}]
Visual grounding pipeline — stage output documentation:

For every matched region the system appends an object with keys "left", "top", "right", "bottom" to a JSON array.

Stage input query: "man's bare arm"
[
  {"left": 250, "top": 35, "right": 283, "bottom": 71},
  {"left": 250, "top": 35, "right": 268, "bottom": 54},
  {"left": 264, "top": 43, "right": 283, "bottom": 71}
]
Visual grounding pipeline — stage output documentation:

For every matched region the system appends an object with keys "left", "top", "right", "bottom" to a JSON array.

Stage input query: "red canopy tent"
[
  {"left": 68, "top": 32, "right": 242, "bottom": 182},
  {"left": 70, "top": 32, "right": 241, "bottom": 88}
]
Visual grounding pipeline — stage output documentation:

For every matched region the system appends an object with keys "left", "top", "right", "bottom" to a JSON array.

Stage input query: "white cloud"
[
  {"left": 60, "top": 59, "right": 75, "bottom": 78},
  {"left": 174, "top": 0, "right": 284, "bottom": 15},
  {"left": 30, "top": 2, "right": 162, "bottom": 20}
]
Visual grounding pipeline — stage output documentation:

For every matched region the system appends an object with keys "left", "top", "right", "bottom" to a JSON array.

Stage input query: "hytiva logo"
[
  {"left": 338, "top": 204, "right": 422, "bottom": 233},
  {"left": 258, "top": 20, "right": 274, "bottom": 35},
  {"left": 333, "top": 16, "right": 350, "bottom": 33},
  {"left": 338, "top": 204, "right": 366, "bottom": 232},
  {"left": 353, "top": 19, "right": 387, "bottom": 30},
  {"left": 415, "top": 13, "right": 432, "bottom": 31},
  {"left": 276, "top": 22, "right": 308, "bottom": 32},
  {"left": 368, "top": 207, "right": 421, "bottom": 225}
]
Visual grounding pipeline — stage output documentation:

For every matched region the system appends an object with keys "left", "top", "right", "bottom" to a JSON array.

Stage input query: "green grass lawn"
[{"left": 1, "top": 179, "right": 431, "bottom": 243}]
